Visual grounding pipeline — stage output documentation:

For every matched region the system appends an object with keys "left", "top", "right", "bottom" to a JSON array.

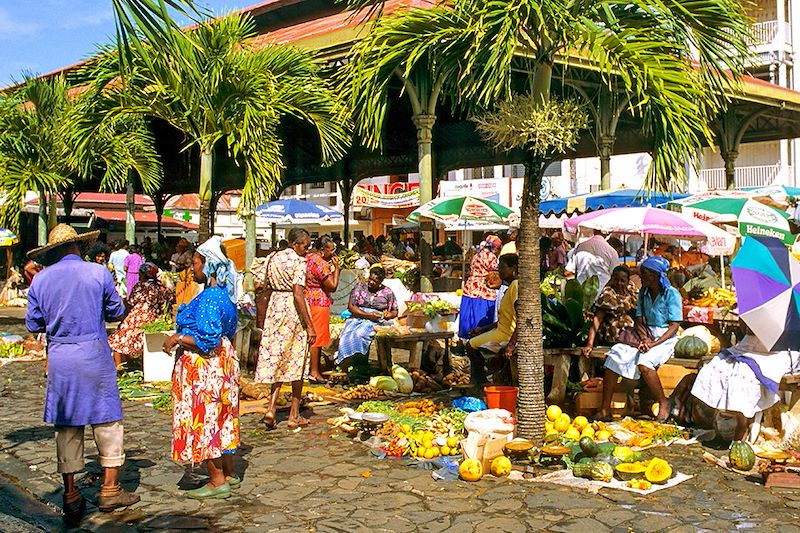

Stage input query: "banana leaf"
[{"left": 582, "top": 275, "right": 599, "bottom": 310}]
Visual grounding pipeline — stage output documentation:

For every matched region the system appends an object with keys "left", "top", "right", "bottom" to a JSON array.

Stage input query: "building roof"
[
  {"left": 93, "top": 210, "right": 198, "bottom": 229},
  {"left": 166, "top": 193, "right": 236, "bottom": 211}
]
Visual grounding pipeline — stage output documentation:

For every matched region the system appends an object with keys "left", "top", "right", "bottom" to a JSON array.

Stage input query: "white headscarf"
[{"left": 197, "top": 236, "right": 238, "bottom": 304}]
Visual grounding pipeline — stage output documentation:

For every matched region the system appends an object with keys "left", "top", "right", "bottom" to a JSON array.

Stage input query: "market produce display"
[
  {"left": 443, "top": 370, "right": 470, "bottom": 387},
  {"left": 0, "top": 342, "right": 26, "bottom": 360},
  {"left": 688, "top": 287, "right": 737, "bottom": 308},
  {"left": 407, "top": 299, "right": 455, "bottom": 318},
  {"left": 340, "top": 384, "right": 383, "bottom": 400},
  {"left": 675, "top": 325, "right": 720, "bottom": 357},
  {"left": 141, "top": 315, "right": 175, "bottom": 333},
  {"left": 116, "top": 370, "right": 171, "bottom": 412}
]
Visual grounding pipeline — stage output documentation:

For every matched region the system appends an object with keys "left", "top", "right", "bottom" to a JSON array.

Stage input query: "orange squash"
[{"left": 644, "top": 458, "right": 672, "bottom": 484}]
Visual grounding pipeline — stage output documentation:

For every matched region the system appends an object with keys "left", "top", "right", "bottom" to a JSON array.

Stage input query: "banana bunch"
[{"left": 691, "top": 287, "right": 736, "bottom": 308}]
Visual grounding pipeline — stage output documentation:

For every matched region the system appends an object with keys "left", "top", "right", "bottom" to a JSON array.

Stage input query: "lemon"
[
  {"left": 424, "top": 448, "right": 435, "bottom": 460},
  {"left": 441, "top": 445, "right": 451, "bottom": 456},
  {"left": 446, "top": 437, "right": 458, "bottom": 448},
  {"left": 581, "top": 426, "right": 595, "bottom": 439},
  {"left": 451, "top": 447, "right": 459, "bottom": 456},
  {"left": 401, "top": 424, "right": 412, "bottom": 433},
  {"left": 546, "top": 405, "right": 562, "bottom": 422},
  {"left": 545, "top": 421, "right": 554, "bottom": 432},
  {"left": 564, "top": 427, "right": 581, "bottom": 441},
  {"left": 595, "top": 430, "right": 612, "bottom": 441},
  {"left": 558, "top": 413, "right": 572, "bottom": 425},
  {"left": 651, "top": 402, "right": 660, "bottom": 418},
  {"left": 424, "top": 431, "right": 435, "bottom": 441},
  {"left": 554, "top": 417, "right": 571, "bottom": 433},
  {"left": 432, "top": 447, "right": 440, "bottom": 457},
  {"left": 573, "top": 416, "right": 589, "bottom": 431},
  {"left": 422, "top": 439, "right": 433, "bottom": 450}
]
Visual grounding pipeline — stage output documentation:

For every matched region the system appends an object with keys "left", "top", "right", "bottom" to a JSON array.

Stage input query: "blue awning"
[{"left": 539, "top": 188, "right": 689, "bottom": 216}]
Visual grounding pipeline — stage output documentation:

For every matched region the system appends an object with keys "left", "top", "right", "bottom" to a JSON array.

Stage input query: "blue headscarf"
[
  {"left": 197, "top": 236, "right": 238, "bottom": 304},
  {"left": 640, "top": 256, "right": 671, "bottom": 292}
]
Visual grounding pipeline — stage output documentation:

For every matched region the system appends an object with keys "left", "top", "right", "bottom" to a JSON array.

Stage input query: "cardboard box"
[
  {"left": 461, "top": 432, "right": 511, "bottom": 473},
  {"left": 574, "top": 391, "right": 628, "bottom": 417},
  {"left": 657, "top": 364, "right": 697, "bottom": 393}
]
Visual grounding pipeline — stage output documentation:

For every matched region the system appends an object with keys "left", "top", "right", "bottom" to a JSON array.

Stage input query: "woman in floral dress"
[
  {"left": 582, "top": 265, "right": 638, "bottom": 357},
  {"left": 108, "top": 262, "right": 174, "bottom": 367},
  {"left": 458, "top": 236, "right": 501, "bottom": 339},
  {"left": 161, "top": 237, "right": 239, "bottom": 500},
  {"left": 255, "top": 228, "right": 316, "bottom": 430}
]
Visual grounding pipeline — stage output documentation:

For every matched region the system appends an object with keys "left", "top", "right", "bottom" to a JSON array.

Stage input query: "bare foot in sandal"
[{"left": 287, "top": 416, "right": 310, "bottom": 429}]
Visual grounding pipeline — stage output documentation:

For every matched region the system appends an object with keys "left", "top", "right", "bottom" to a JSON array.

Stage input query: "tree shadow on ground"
[{"left": 3, "top": 425, "right": 54, "bottom": 451}]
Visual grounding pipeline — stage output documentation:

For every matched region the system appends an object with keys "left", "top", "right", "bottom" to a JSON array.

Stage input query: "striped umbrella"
[
  {"left": 562, "top": 206, "right": 737, "bottom": 255},
  {"left": 667, "top": 195, "right": 793, "bottom": 244},
  {"left": 731, "top": 236, "right": 800, "bottom": 350},
  {"left": 407, "top": 196, "right": 517, "bottom": 224}
]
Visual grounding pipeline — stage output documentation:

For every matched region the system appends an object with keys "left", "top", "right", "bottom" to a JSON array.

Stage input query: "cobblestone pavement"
[{"left": 2, "top": 319, "right": 800, "bottom": 531}]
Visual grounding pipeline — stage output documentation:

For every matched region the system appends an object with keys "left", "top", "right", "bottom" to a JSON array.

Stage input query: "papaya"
[
  {"left": 644, "top": 458, "right": 673, "bottom": 484},
  {"left": 614, "top": 463, "right": 647, "bottom": 481}
]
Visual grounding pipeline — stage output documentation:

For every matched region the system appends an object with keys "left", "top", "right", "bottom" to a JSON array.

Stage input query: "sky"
[{"left": 0, "top": 0, "right": 254, "bottom": 88}]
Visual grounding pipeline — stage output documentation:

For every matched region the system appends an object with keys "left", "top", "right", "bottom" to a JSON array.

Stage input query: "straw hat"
[{"left": 27, "top": 224, "right": 100, "bottom": 266}]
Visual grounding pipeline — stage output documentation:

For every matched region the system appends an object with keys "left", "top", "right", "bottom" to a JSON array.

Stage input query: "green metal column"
[
  {"left": 126, "top": 178, "right": 136, "bottom": 243},
  {"left": 244, "top": 212, "right": 256, "bottom": 294},
  {"left": 413, "top": 113, "right": 436, "bottom": 292}
]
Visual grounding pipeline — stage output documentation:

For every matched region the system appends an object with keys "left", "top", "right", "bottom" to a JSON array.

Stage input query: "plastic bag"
[
  {"left": 452, "top": 396, "right": 487, "bottom": 413},
  {"left": 464, "top": 408, "right": 516, "bottom": 436}
]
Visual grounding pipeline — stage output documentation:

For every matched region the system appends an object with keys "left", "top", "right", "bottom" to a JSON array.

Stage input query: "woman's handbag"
[{"left": 616, "top": 326, "right": 652, "bottom": 348}]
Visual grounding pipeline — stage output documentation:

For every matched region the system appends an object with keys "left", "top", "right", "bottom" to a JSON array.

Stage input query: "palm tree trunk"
[
  {"left": 515, "top": 154, "right": 547, "bottom": 441},
  {"left": 126, "top": 177, "right": 136, "bottom": 244},
  {"left": 47, "top": 193, "right": 58, "bottom": 231},
  {"left": 198, "top": 145, "right": 213, "bottom": 242}
]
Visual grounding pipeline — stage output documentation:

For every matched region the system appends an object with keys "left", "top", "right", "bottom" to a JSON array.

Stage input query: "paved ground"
[{"left": 1, "top": 311, "right": 800, "bottom": 532}]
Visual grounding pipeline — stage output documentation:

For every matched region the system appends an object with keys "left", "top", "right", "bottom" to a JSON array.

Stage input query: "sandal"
[
  {"left": 287, "top": 416, "right": 311, "bottom": 429},
  {"left": 262, "top": 412, "right": 277, "bottom": 430}
]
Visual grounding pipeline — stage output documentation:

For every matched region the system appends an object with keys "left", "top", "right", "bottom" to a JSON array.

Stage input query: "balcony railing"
[
  {"left": 699, "top": 163, "right": 791, "bottom": 189},
  {"left": 748, "top": 20, "right": 792, "bottom": 48}
]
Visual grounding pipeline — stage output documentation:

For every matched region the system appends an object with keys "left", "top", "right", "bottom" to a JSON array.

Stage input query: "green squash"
[
  {"left": 674, "top": 335, "right": 709, "bottom": 359},
  {"left": 572, "top": 461, "right": 614, "bottom": 482},
  {"left": 579, "top": 436, "right": 599, "bottom": 458},
  {"left": 729, "top": 441, "right": 756, "bottom": 471}
]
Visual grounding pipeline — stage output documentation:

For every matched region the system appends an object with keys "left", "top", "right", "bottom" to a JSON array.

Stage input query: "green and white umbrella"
[
  {"left": 667, "top": 195, "right": 794, "bottom": 244},
  {"left": 407, "top": 196, "right": 518, "bottom": 225}
]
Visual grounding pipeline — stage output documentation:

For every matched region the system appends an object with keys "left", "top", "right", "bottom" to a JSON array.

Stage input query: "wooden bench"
[{"left": 546, "top": 346, "right": 800, "bottom": 408}]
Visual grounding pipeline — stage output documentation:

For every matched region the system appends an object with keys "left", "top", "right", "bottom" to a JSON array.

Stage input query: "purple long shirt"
[{"left": 26, "top": 254, "right": 126, "bottom": 426}]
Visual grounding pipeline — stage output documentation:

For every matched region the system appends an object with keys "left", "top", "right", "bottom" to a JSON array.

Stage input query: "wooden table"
[{"left": 375, "top": 331, "right": 454, "bottom": 373}]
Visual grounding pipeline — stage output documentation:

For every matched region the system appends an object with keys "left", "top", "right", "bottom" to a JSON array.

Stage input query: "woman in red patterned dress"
[{"left": 305, "top": 236, "right": 340, "bottom": 382}]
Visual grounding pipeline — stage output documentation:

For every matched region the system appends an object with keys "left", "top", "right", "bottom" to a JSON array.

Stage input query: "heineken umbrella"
[
  {"left": 742, "top": 185, "right": 800, "bottom": 207},
  {"left": 731, "top": 236, "right": 800, "bottom": 350},
  {"left": 407, "top": 196, "right": 517, "bottom": 224},
  {"left": 667, "top": 196, "right": 793, "bottom": 244}
]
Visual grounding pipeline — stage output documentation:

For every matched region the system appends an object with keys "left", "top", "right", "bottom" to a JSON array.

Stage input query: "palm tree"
[
  {"left": 94, "top": 12, "right": 349, "bottom": 241},
  {"left": 345, "top": 0, "right": 749, "bottom": 439},
  {"left": 0, "top": 76, "right": 162, "bottom": 241},
  {"left": 112, "top": 0, "right": 200, "bottom": 72}
]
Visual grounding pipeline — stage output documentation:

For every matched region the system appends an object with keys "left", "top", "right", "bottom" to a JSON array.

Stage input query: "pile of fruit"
[
  {"left": 689, "top": 287, "right": 736, "bottom": 308},
  {"left": 565, "top": 437, "right": 676, "bottom": 490},
  {"left": 341, "top": 384, "right": 383, "bottom": 400},
  {"left": 411, "top": 370, "right": 445, "bottom": 393},
  {"left": 443, "top": 370, "right": 470, "bottom": 387},
  {"left": 618, "top": 418, "right": 687, "bottom": 447},
  {"left": 544, "top": 405, "right": 614, "bottom": 443},
  {"left": 0, "top": 342, "right": 26, "bottom": 360},
  {"left": 398, "top": 399, "right": 442, "bottom": 416}
]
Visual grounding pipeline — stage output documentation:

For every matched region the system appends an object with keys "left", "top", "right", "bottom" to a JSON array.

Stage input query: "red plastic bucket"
[{"left": 484, "top": 386, "right": 518, "bottom": 415}]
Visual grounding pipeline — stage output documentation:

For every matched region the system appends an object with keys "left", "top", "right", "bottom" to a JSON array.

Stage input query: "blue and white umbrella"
[{"left": 255, "top": 199, "right": 344, "bottom": 224}]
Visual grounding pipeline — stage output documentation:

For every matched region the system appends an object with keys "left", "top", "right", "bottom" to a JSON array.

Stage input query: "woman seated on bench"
[
  {"left": 597, "top": 256, "right": 681, "bottom": 421},
  {"left": 582, "top": 265, "right": 638, "bottom": 357},
  {"left": 683, "top": 326, "right": 800, "bottom": 440},
  {"left": 336, "top": 265, "right": 398, "bottom": 369},
  {"left": 465, "top": 254, "right": 518, "bottom": 385}
]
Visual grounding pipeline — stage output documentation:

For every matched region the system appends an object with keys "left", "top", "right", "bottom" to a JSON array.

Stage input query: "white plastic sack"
[{"left": 464, "top": 408, "right": 515, "bottom": 437}]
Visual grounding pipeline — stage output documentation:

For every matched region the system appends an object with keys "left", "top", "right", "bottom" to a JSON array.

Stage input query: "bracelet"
[{"left": 178, "top": 334, "right": 184, "bottom": 347}]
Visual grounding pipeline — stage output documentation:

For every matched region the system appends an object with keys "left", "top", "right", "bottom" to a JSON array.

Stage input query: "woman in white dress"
[
  {"left": 598, "top": 256, "right": 682, "bottom": 421},
  {"left": 690, "top": 331, "right": 800, "bottom": 440}
]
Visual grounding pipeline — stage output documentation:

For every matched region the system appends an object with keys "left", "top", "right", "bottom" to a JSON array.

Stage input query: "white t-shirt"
[{"left": 108, "top": 249, "right": 129, "bottom": 283}]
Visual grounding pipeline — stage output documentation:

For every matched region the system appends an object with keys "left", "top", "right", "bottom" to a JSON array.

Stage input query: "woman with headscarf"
[
  {"left": 458, "top": 235, "right": 501, "bottom": 340},
  {"left": 597, "top": 256, "right": 682, "bottom": 421},
  {"left": 108, "top": 262, "right": 175, "bottom": 367},
  {"left": 161, "top": 237, "right": 239, "bottom": 499},
  {"left": 254, "top": 228, "right": 316, "bottom": 430},
  {"left": 336, "top": 265, "right": 398, "bottom": 369}
]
